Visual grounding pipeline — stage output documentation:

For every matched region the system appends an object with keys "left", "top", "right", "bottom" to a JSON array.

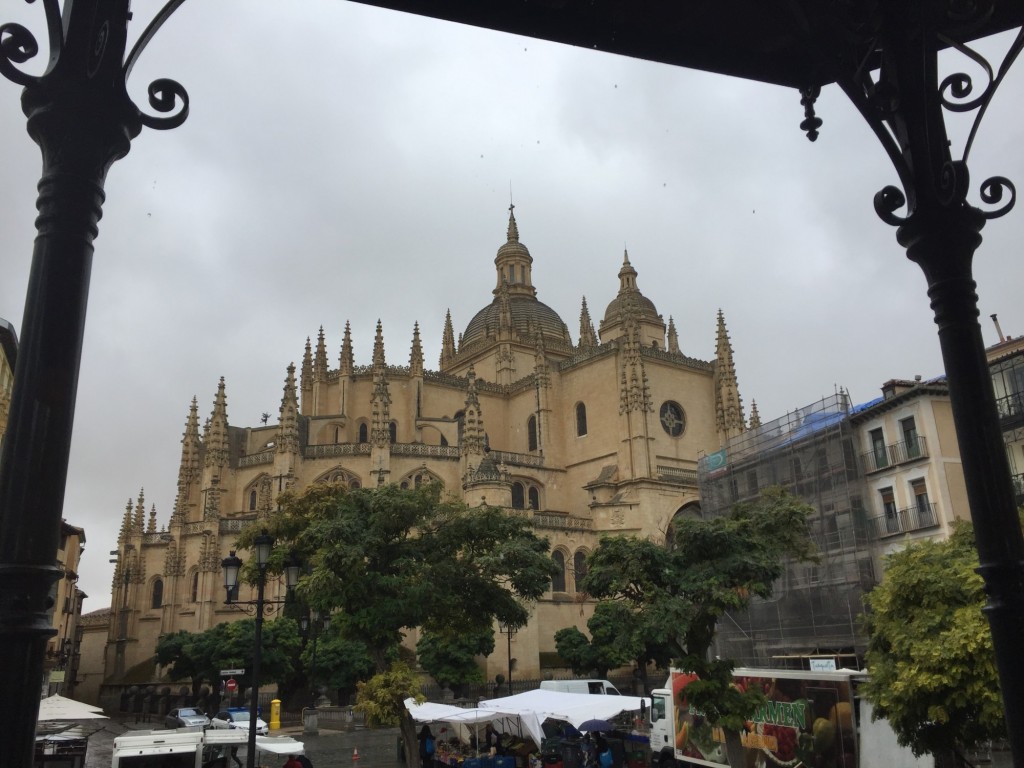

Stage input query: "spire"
[
  {"left": 497, "top": 279, "right": 512, "bottom": 333},
  {"left": 133, "top": 489, "right": 146, "bottom": 535},
  {"left": 339, "top": 321, "right": 354, "bottom": 375},
  {"left": 118, "top": 498, "right": 132, "bottom": 542},
  {"left": 507, "top": 205, "right": 520, "bottom": 242},
  {"left": 372, "top": 319, "right": 386, "bottom": 369},
  {"left": 148, "top": 504, "right": 157, "bottom": 534},
  {"left": 618, "top": 249, "right": 638, "bottom": 294},
  {"left": 174, "top": 397, "right": 201, "bottom": 523},
  {"left": 749, "top": 399, "right": 762, "bottom": 430},
  {"left": 440, "top": 310, "right": 456, "bottom": 370},
  {"left": 314, "top": 326, "right": 328, "bottom": 382},
  {"left": 301, "top": 337, "right": 313, "bottom": 387},
  {"left": 277, "top": 363, "right": 300, "bottom": 454},
  {"left": 713, "top": 310, "right": 746, "bottom": 439},
  {"left": 410, "top": 323, "right": 424, "bottom": 376},
  {"left": 461, "top": 366, "right": 486, "bottom": 456},
  {"left": 578, "top": 296, "right": 598, "bottom": 348},
  {"left": 205, "top": 378, "right": 230, "bottom": 471},
  {"left": 667, "top": 316, "right": 680, "bottom": 354}
]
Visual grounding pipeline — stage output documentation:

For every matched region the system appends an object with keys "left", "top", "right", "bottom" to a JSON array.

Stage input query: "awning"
[{"left": 37, "top": 695, "right": 108, "bottom": 721}]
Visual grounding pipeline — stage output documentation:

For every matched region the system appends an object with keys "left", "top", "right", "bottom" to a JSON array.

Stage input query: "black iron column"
[
  {"left": 833, "top": 4, "right": 1024, "bottom": 756},
  {"left": 249, "top": 570, "right": 266, "bottom": 768},
  {"left": 0, "top": 1, "right": 187, "bottom": 764}
]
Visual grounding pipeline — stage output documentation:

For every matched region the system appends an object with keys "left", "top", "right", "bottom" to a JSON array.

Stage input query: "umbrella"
[{"left": 577, "top": 719, "right": 615, "bottom": 733}]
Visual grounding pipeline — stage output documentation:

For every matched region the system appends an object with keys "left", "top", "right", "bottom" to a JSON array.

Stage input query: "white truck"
[
  {"left": 111, "top": 728, "right": 305, "bottom": 768},
  {"left": 648, "top": 667, "right": 925, "bottom": 768}
]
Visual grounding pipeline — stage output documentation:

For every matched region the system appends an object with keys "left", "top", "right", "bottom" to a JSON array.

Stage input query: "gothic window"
[
  {"left": 551, "top": 551, "right": 566, "bottom": 592},
  {"left": 358, "top": 423, "right": 369, "bottom": 443},
  {"left": 528, "top": 486, "right": 540, "bottom": 510},
  {"left": 511, "top": 482, "right": 525, "bottom": 510},
  {"left": 573, "top": 550, "right": 588, "bottom": 592},
  {"left": 659, "top": 401, "right": 686, "bottom": 437},
  {"left": 190, "top": 571, "right": 199, "bottom": 603},
  {"left": 248, "top": 489, "right": 257, "bottom": 511},
  {"left": 527, "top": 415, "right": 538, "bottom": 452},
  {"left": 576, "top": 403, "right": 588, "bottom": 437},
  {"left": 389, "top": 421, "right": 398, "bottom": 444},
  {"left": 350, "top": 480, "right": 360, "bottom": 489},
  {"left": 151, "top": 578, "right": 164, "bottom": 610}
]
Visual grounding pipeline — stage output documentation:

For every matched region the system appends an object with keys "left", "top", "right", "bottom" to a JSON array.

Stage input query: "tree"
[
  {"left": 861, "top": 519, "right": 1006, "bottom": 766},
  {"left": 553, "top": 601, "right": 665, "bottom": 681},
  {"left": 580, "top": 486, "right": 817, "bottom": 760},
  {"left": 417, "top": 625, "right": 495, "bottom": 695},
  {"left": 240, "top": 483, "right": 557, "bottom": 671},
  {"left": 240, "top": 483, "right": 558, "bottom": 768},
  {"left": 304, "top": 628, "right": 376, "bottom": 705},
  {"left": 155, "top": 618, "right": 302, "bottom": 700}
]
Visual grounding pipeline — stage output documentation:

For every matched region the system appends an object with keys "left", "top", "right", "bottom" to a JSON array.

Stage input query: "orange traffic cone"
[{"left": 353, "top": 748, "right": 360, "bottom": 762}]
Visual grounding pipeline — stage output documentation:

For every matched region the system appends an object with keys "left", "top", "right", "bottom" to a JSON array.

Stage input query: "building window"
[
  {"left": 870, "top": 428, "right": 888, "bottom": 469},
  {"left": 528, "top": 486, "right": 540, "bottom": 510},
  {"left": 527, "top": 415, "right": 538, "bottom": 452},
  {"left": 511, "top": 482, "right": 525, "bottom": 510},
  {"left": 573, "top": 550, "right": 588, "bottom": 592},
  {"left": 746, "top": 470, "right": 758, "bottom": 497},
  {"left": 901, "top": 416, "right": 920, "bottom": 459},
  {"left": 389, "top": 421, "right": 398, "bottom": 444},
  {"left": 358, "top": 423, "right": 368, "bottom": 443},
  {"left": 551, "top": 551, "right": 566, "bottom": 592},
  {"left": 151, "top": 579, "right": 164, "bottom": 610},
  {"left": 576, "top": 402, "right": 588, "bottom": 437},
  {"left": 911, "top": 478, "right": 934, "bottom": 526},
  {"left": 880, "top": 487, "right": 898, "bottom": 534},
  {"left": 190, "top": 572, "right": 199, "bottom": 603},
  {"left": 659, "top": 401, "right": 686, "bottom": 437},
  {"left": 248, "top": 489, "right": 257, "bottom": 511}
]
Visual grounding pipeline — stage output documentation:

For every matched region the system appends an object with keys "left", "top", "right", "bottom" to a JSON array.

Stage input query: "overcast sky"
[{"left": 1, "top": 2, "right": 1022, "bottom": 610}]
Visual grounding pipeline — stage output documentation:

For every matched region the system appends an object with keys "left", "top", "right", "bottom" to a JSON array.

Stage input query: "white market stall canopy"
[{"left": 37, "top": 695, "right": 108, "bottom": 721}]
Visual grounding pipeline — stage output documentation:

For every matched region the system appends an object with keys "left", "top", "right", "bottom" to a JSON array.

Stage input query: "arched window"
[
  {"left": 190, "top": 572, "right": 199, "bottom": 603},
  {"left": 573, "top": 550, "right": 588, "bottom": 592},
  {"left": 576, "top": 403, "right": 588, "bottom": 436},
  {"left": 151, "top": 578, "right": 164, "bottom": 610},
  {"left": 389, "top": 421, "right": 398, "bottom": 443},
  {"left": 248, "top": 489, "right": 257, "bottom": 511},
  {"left": 511, "top": 482, "right": 525, "bottom": 510},
  {"left": 551, "top": 551, "right": 566, "bottom": 592},
  {"left": 528, "top": 486, "right": 540, "bottom": 510},
  {"left": 358, "top": 423, "right": 368, "bottom": 443},
  {"left": 527, "top": 415, "right": 538, "bottom": 452},
  {"left": 350, "top": 480, "right": 361, "bottom": 489}
]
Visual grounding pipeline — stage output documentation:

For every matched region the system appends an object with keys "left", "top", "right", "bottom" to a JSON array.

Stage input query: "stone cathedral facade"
[{"left": 106, "top": 207, "right": 751, "bottom": 685}]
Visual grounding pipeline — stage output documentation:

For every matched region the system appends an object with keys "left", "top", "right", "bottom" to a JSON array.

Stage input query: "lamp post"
[
  {"left": 221, "top": 532, "right": 300, "bottom": 768},
  {"left": 498, "top": 622, "right": 516, "bottom": 696},
  {"left": 301, "top": 609, "right": 330, "bottom": 709}
]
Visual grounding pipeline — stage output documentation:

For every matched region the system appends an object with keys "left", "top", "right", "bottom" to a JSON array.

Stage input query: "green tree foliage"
[
  {"left": 240, "top": 483, "right": 558, "bottom": 673},
  {"left": 355, "top": 662, "right": 425, "bottom": 768},
  {"left": 862, "top": 520, "right": 1006, "bottom": 763},
  {"left": 554, "top": 601, "right": 657, "bottom": 679},
  {"left": 303, "top": 626, "right": 376, "bottom": 704},
  {"left": 417, "top": 624, "right": 495, "bottom": 693},
  {"left": 155, "top": 618, "right": 302, "bottom": 695},
  {"left": 581, "top": 486, "right": 817, "bottom": 732}
]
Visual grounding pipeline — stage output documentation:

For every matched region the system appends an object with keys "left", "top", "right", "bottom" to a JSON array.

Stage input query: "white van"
[{"left": 540, "top": 679, "right": 621, "bottom": 695}]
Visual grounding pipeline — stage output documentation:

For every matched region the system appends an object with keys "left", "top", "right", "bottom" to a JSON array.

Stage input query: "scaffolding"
[{"left": 697, "top": 392, "right": 875, "bottom": 670}]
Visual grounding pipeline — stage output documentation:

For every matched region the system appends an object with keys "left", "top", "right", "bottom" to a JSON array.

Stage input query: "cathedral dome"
[
  {"left": 462, "top": 295, "right": 571, "bottom": 347},
  {"left": 601, "top": 250, "right": 662, "bottom": 326}
]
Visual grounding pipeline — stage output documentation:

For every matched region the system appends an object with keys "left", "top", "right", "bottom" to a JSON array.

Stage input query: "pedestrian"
[
  {"left": 484, "top": 723, "right": 502, "bottom": 755},
  {"left": 296, "top": 755, "right": 314, "bottom": 768},
  {"left": 283, "top": 756, "right": 303, "bottom": 768},
  {"left": 419, "top": 725, "right": 436, "bottom": 768}
]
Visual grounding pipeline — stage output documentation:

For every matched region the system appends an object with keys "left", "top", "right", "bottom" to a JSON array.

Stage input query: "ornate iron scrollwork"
[{"left": 1, "top": 0, "right": 190, "bottom": 130}]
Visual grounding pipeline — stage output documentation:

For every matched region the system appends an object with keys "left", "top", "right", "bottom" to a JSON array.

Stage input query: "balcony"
[
  {"left": 869, "top": 502, "right": 939, "bottom": 538},
  {"left": 995, "top": 392, "right": 1024, "bottom": 426},
  {"left": 860, "top": 436, "right": 928, "bottom": 473}
]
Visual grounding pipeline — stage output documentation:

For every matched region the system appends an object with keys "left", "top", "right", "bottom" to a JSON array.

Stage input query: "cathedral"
[{"left": 106, "top": 207, "right": 748, "bottom": 684}]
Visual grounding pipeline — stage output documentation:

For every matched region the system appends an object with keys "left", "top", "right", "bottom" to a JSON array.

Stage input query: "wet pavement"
[{"left": 84, "top": 719, "right": 406, "bottom": 768}]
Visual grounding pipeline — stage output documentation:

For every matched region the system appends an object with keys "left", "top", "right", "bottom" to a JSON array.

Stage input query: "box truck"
[{"left": 648, "top": 667, "right": 924, "bottom": 768}]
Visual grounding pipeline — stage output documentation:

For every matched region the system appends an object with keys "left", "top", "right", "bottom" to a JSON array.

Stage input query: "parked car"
[
  {"left": 164, "top": 707, "right": 211, "bottom": 730},
  {"left": 210, "top": 707, "right": 269, "bottom": 736}
]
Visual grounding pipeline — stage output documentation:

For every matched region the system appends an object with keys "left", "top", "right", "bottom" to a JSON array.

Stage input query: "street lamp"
[
  {"left": 221, "top": 532, "right": 300, "bottom": 768},
  {"left": 300, "top": 609, "right": 331, "bottom": 709},
  {"left": 498, "top": 622, "right": 516, "bottom": 696}
]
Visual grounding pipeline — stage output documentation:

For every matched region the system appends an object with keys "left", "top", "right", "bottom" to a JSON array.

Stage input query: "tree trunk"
[
  {"left": 723, "top": 728, "right": 745, "bottom": 768},
  {"left": 401, "top": 711, "right": 421, "bottom": 768}
]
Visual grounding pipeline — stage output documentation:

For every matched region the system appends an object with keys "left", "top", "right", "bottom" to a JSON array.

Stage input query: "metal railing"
[
  {"left": 860, "top": 435, "right": 928, "bottom": 473},
  {"left": 868, "top": 502, "right": 938, "bottom": 538}
]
